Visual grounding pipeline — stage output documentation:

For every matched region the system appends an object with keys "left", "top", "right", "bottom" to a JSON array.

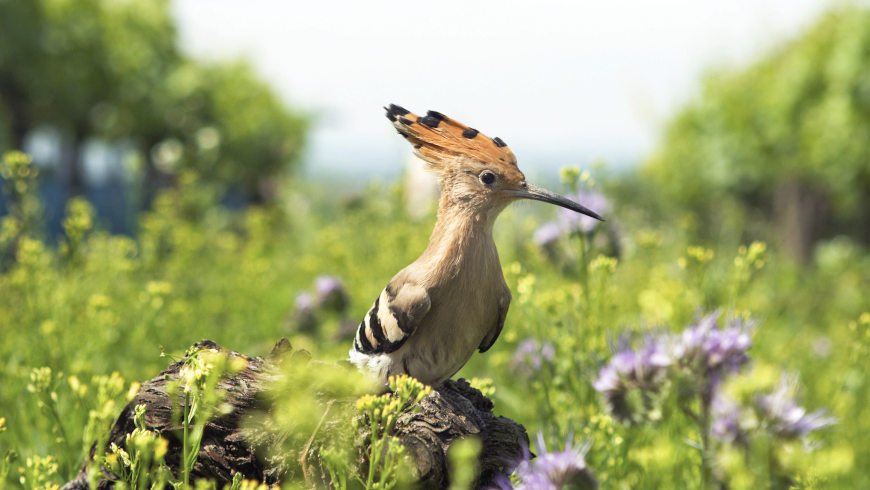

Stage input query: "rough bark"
[{"left": 61, "top": 339, "right": 528, "bottom": 489}]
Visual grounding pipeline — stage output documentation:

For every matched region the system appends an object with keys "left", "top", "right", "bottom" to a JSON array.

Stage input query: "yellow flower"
[
  {"left": 68, "top": 376, "right": 88, "bottom": 397},
  {"left": 126, "top": 382, "right": 141, "bottom": 402},
  {"left": 88, "top": 294, "right": 111, "bottom": 310},
  {"left": 687, "top": 245, "right": 714, "bottom": 263},
  {"left": 559, "top": 166, "right": 580, "bottom": 186},
  {"left": 590, "top": 254, "right": 618, "bottom": 273}
]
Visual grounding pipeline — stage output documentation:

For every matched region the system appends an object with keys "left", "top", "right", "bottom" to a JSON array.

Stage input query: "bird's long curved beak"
[{"left": 510, "top": 183, "right": 604, "bottom": 221}]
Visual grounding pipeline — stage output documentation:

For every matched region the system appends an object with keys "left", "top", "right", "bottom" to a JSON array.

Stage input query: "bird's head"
[{"left": 386, "top": 104, "right": 604, "bottom": 221}]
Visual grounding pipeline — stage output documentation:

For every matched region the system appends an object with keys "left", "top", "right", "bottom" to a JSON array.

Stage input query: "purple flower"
[
  {"left": 674, "top": 312, "right": 752, "bottom": 381},
  {"left": 593, "top": 337, "right": 671, "bottom": 421},
  {"left": 512, "top": 339, "right": 556, "bottom": 375},
  {"left": 515, "top": 433, "right": 597, "bottom": 490},
  {"left": 293, "top": 292, "right": 317, "bottom": 332},
  {"left": 711, "top": 392, "right": 743, "bottom": 443},
  {"left": 593, "top": 337, "right": 671, "bottom": 391},
  {"left": 558, "top": 189, "right": 609, "bottom": 234},
  {"left": 492, "top": 433, "right": 597, "bottom": 490},
  {"left": 533, "top": 189, "right": 610, "bottom": 250},
  {"left": 295, "top": 292, "right": 314, "bottom": 313},
  {"left": 713, "top": 376, "right": 836, "bottom": 448},
  {"left": 594, "top": 313, "right": 756, "bottom": 423},
  {"left": 533, "top": 221, "right": 563, "bottom": 247},
  {"left": 541, "top": 343, "right": 556, "bottom": 363},
  {"left": 314, "top": 275, "right": 349, "bottom": 312},
  {"left": 756, "top": 376, "right": 836, "bottom": 440}
]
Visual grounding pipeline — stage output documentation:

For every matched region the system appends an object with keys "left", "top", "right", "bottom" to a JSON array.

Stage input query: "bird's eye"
[{"left": 479, "top": 171, "right": 496, "bottom": 185}]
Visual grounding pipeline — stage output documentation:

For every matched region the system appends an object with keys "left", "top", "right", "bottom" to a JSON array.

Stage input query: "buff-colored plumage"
[{"left": 350, "top": 104, "right": 603, "bottom": 387}]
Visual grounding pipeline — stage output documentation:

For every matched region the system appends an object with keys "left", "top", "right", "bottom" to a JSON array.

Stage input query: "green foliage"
[
  {"left": 447, "top": 438, "right": 482, "bottom": 490},
  {"left": 83, "top": 372, "right": 139, "bottom": 488},
  {"left": 18, "top": 454, "right": 58, "bottom": 490},
  {"left": 0, "top": 151, "right": 41, "bottom": 241},
  {"left": 354, "top": 375, "right": 431, "bottom": 489},
  {"left": 644, "top": 6, "right": 870, "bottom": 250},
  {"left": 0, "top": 0, "right": 308, "bottom": 200},
  {"left": 166, "top": 347, "right": 247, "bottom": 488},
  {"left": 0, "top": 154, "right": 866, "bottom": 488},
  {"left": 103, "top": 404, "right": 171, "bottom": 490},
  {"left": 0, "top": 0, "right": 177, "bottom": 139},
  {"left": 259, "top": 361, "right": 426, "bottom": 488},
  {"left": 155, "top": 59, "right": 308, "bottom": 198}
]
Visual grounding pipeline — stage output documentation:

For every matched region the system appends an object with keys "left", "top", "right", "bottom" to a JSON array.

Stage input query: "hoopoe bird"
[{"left": 350, "top": 105, "right": 603, "bottom": 387}]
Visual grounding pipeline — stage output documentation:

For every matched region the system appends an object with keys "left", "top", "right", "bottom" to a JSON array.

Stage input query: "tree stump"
[{"left": 61, "top": 339, "right": 529, "bottom": 489}]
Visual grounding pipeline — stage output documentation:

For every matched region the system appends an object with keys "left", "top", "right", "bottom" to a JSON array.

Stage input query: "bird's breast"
[{"left": 396, "top": 260, "right": 505, "bottom": 385}]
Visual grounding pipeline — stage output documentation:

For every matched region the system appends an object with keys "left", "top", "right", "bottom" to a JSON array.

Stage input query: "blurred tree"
[
  {"left": 645, "top": 7, "right": 870, "bottom": 262},
  {"left": 152, "top": 59, "right": 308, "bottom": 203},
  {"left": 0, "top": 0, "right": 307, "bottom": 203},
  {"left": 38, "top": 0, "right": 178, "bottom": 195},
  {"left": 0, "top": 0, "right": 47, "bottom": 149}
]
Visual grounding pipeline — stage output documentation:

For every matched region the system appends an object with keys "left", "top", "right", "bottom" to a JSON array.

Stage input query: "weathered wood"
[{"left": 61, "top": 339, "right": 528, "bottom": 489}]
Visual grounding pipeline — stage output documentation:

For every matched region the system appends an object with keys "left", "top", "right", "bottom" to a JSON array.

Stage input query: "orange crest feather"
[{"left": 385, "top": 104, "right": 518, "bottom": 170}]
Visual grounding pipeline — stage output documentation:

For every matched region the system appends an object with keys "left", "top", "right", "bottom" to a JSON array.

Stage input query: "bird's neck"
[{"left": 417, "top": 202, "right": 503, "bottom": 283}]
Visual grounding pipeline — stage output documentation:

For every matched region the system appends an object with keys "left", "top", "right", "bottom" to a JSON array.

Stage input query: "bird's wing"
[
  {"left": 353, "top": 278, "right": 431, "bottom": 355},
  {"left": 478, "top": 292, "right": 511, "bottom": 353}
]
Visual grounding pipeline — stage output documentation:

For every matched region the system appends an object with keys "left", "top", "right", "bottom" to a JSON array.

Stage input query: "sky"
[{"left": 172, "top": 0, "right": 836, "bottom": 182}]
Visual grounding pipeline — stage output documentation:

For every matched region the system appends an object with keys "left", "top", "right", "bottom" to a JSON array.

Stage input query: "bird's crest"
[{"left": 385, "top": 104, "right": 518, "bottom": 171}]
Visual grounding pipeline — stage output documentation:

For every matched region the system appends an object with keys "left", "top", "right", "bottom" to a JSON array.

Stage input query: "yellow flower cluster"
[
  {"left": 734, "top": 241, "right": 767, "bottom": 270},
  {"left": 0, "top": 151, "right": 37, "bottom": 195},
  {"left": 590, "top": 254, "right": 618, "bottom": 274},
  {"left": 678, "top": 245, "right": 714, "bottom": 269},
  {"left": 178, "top": 349, "right": 220, "bottom": 394},
  {"left": 27, "top": 367, "right": 53, "bottom": 393}
]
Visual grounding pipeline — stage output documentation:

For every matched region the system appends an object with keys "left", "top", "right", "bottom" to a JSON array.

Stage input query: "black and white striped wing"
[{"left": 353, "top": 280, "right": 431, "bottom": 355}]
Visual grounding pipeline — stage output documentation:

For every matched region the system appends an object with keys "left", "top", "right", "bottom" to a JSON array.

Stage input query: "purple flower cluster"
[
  {"left": 295, "top": 291, "right": 314, "bottom": 315},
  {"left": 293, "top": 291, "right": 317, "bottom": 332},
  {"left": 596, "top": 313, "right": 835, "bottom": 448},
  {"left": 711, "top": 376, "right": 837, "bottom": 444},
  {"left": 593, "top": 313, "right": 752, "bottom": 422},
  {"left": 290, "top": 275, "right": 351, "bottom": 333},
  {"left": 314, "top": 275, "right": 349, "bottom": 312},
  {"left": 533, "top": 189, "right": 610, "bottom": 247},
  {"left": 512, "top": 339, "right": 556, "bottom": 375},
  {"left": 755, "top": 376, "right": 837, "bottom": 440},
  {"left": 558, "top": 189, "right": 610, "bottom": 235},
  {"left": 493, "top": 433, "right": 597, "bottom": 490},
  {"left": 592, "top": 338, "right": 671, "bottom": 421},
  {"left": 533, "top": 222, "right": 563, "bottom": 248},
  {"left": 674, "top": 312, "right": 752, "bottom": 381}
]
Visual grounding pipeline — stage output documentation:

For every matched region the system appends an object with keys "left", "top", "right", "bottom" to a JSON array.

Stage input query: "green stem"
[
  {"left": 44, "top": 394, "right": 73, "bottom": 477},
  {"left": 132, "top": 452, "right": 141, "bottom": 490},
  {"left": 183, "top": 391, "right": 190, "bottom": 489},
  {"left": 540, "top": 363, "right": 561, "bottom": 435},
  {"left": 700, "top": 395, "right": 712, "bottom": 490},
  {"left": 579, "top": 233, "right": 590, "bottom": 309},
  {"left": 366, "top": 420, "right": 379, "bottom": 488}
]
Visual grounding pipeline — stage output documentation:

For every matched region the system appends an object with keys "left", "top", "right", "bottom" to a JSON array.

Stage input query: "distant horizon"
[
  {"left": 300, "top": 139, "right": 640, "bottom": 186},
  {"left": 173, "top": 0, "right": 835, "bottom": 181}
]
